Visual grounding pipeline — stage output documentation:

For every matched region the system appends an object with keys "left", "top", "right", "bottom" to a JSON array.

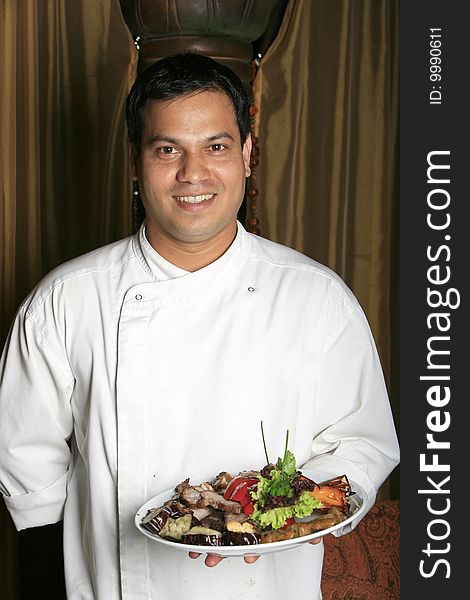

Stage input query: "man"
[{"left": 0, "top": 53, "right": 399, "bottom": 599}]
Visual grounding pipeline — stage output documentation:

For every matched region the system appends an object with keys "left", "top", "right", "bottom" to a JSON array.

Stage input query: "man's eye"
[
  {"left": 158, "top": 146, "right": 177, "bottom": 155},
  {"left": 210, "top": 144, "right": 225, "bottom": 152}
]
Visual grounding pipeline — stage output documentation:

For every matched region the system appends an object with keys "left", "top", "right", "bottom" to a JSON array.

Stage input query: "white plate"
[{"left": 134, "top": 470, "right": 369, "bottom": 557}]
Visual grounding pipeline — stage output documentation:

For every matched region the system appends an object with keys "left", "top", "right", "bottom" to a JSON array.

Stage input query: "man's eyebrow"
[
  {"left": 145, "top": 131, "right": 236, "bottom": 146},
  {"left": 146, "top": 134, "right": 179, "bottom": 146},
  {"left": 206, "top": 131, "right": 236, "bottom": 142}
]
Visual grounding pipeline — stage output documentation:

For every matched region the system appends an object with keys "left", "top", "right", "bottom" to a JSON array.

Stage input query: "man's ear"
[
  {"left": 130, "top": 144, "right": 139, "bottom": 180},
  {"left": 242, "top": 133, "right": 252, "bottom": 178}
]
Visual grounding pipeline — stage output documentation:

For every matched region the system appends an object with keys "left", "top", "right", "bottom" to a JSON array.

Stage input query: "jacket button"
[{"left": 135, "top": 294, "right": 142, "bottom": 300}]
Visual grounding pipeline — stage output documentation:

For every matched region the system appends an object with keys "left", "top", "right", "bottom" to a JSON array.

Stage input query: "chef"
[{"left": 0, "top": 53, "right": 399, "bottom": 599}]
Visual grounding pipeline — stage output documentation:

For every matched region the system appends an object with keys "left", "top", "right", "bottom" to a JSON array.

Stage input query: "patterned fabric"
[{"left": 322, "top": 500, "right": 400, "bottom": 600}]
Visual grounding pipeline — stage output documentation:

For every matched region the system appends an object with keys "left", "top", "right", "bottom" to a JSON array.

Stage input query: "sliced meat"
[
  {"left": 199, "top": 490, "right": 241, "bottom": 513},
  {"left": 236, "top": 470, "right": 261, "bottom": 478},
  {"left": 200, "top": 510, "right": 226, "bottom": 533},
  {"left": 225, "top": 512, "right": 258, "bottom": 534},
  {"left": 173, "top": 480, "right": 241, "bottom": 513},
  {"left": 163, "top": 498, "right": 193, "bottom": 515},
  {"left": 191, "top": 507, "right": 212, "bottom": 521},
  {"left": 224, "top": 512, "right": 250, "bottom": 525},
  {"left": 179, "top": 485, "right": 203, "bottom": 508},
  {"left": 212, "top": 471, "right": 234, "bottom": 492},
  {"left": 193, "top": 482, "right": 215, "bottom": 492},
  {"left": 175, "top": 478, "right": 191, "bottom": 494}
]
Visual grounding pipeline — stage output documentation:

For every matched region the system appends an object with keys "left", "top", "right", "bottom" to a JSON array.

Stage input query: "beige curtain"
[{"left": 1, "top": 1, "right": 134, "bottom": 598}]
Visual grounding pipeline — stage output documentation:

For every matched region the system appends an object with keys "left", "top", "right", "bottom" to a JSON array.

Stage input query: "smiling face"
[{"left": 131, "top": 90, "right": 252, "bottom": 270}]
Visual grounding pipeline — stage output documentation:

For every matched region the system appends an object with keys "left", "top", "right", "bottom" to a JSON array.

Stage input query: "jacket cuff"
[{"left": 2, "top": 472, "right": 67, "bottom": 531}]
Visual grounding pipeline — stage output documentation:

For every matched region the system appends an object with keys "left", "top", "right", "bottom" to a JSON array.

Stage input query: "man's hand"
[
  {"left": 188, "top": 536, "right": 323, "bottom": 566},
  {"left": 188, "top": 552, "right": 260, "bottom": 567},
  {"left": 309, "top": 537, "right": 323, "bottom": 545}
]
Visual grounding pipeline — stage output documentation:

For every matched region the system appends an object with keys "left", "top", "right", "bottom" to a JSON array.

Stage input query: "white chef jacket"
[{"left": 0, "top": 222, "right": 399, "bottom": 600}]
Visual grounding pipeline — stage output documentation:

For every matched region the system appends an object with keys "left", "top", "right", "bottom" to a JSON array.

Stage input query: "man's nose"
[{"left": 176, "top": 152, "right": 210, "bottom": 184}]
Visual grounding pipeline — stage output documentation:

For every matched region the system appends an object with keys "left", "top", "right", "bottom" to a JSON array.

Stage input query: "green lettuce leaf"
[
  {"left": 251, "top": 505, "right": 294, "bottom": 530},
  {"left": 292, "top": 491, "right": 322, "bottom": 517},
  {"left": 251, "top": 491, "right": 322, "bottom": 530},
  {"left": 278, "top": 449, "right": 296, "bottom": 476}
]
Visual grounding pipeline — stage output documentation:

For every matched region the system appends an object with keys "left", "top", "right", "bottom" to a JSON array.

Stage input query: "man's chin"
[{"left": 171, "top": 220, "right": 237, "bottom": 246}]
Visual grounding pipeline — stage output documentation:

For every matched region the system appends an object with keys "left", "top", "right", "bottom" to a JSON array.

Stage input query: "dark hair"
[{"left": 126, "top": 53, "right": 251, "bottom": 154}]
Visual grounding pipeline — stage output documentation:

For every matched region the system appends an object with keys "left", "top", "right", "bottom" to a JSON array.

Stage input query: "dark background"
[{"left": 400, "top": 1, "right": 466, "bottom": 596}]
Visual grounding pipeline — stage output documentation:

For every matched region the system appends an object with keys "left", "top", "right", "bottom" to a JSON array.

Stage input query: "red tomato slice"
[
  {"left": 281, "top": 517, "right": 295, "bottom": 529},
  {"left": 223, "top": 477, "right": 258, "bottom": 500},
  {"left": 230, "top": 483, "right": 251, "bottom": 503},
  {"left": 242, "top": 501, "right": 254, "bottom": 515},
  {"left": 240, "top": 493, "right": 254, "bottom": 509}
]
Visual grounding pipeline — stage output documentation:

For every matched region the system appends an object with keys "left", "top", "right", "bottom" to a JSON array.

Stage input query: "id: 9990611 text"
[{"left": 429, "top": 28, "right": 442, "bottom": 105}]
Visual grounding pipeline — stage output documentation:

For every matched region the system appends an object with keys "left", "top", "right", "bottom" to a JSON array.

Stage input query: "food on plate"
[
  {"left": 181, "top": 526, "right": 223, "bottom": 546},
  {"left": 223, "top": 531, "right": 261, "bottom": 546},
  {"left": 141, "top": 506, "right": 172, "bottom": 535},
  {"left": 139, "top": 428, "right": 353, "bottom": 547},
  {"left": 309, "top": 475, "right": 351, "bottom": 512},
  {"left": 159, "top": 514, "right": 194, "bottom": 541},
  {"left": 260, "top": 508, "right": 346, "bottom": 543},
  {"left": 175, "top": 478, "right": 242, "bottom": 513}
]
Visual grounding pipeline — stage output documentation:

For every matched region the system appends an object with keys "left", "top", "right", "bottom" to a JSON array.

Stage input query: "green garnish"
[
  {"left": 263, "top": 429, "right": 297, "bottom": 497},
  {"left": 260, "top": 420, "right": 270, "bottom": 465},
  {"left": 251, "top": 426, "right": 314, "bottom": 529},
  {"left": 251, "top": 492, "right": 322, "bottom": 530}
]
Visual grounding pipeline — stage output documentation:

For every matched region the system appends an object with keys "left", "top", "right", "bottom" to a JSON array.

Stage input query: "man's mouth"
[{"left": 174, "top": 194, "right": 215, "bottom": 204}]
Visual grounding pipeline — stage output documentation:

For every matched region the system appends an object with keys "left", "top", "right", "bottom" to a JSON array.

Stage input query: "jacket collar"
[{"left": 129, "top": 222, "right": 251, "bottom": 305}]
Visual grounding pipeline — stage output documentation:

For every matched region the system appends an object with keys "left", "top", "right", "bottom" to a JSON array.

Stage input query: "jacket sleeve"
[
  {"left": 302, "top": 285, "right": 400, "bottom": 534},
  {"left": 0, "top": 305, "right": 74, "bottom": 530}
]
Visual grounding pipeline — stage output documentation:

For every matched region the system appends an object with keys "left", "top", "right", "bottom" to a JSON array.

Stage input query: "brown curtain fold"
[{"left": 1, "top": 0, "right": 134, "bottom": 345}]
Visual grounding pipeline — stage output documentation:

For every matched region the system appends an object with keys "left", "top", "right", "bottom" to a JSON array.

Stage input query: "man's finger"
[
  {"left": 204, "top": 553, "right": 225, "bottom": 567},
  {"left": 243, "top": 554, "right": 260, "bottom": 564},
  {"left": 309, "top": 537, "right": 323, "bottom": 545},
  {"left": 188, "top": 551, "right": 224, "bottom": 567},
  {"left": 188, "top": 551, "right": 259, "bottom": 567}
]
